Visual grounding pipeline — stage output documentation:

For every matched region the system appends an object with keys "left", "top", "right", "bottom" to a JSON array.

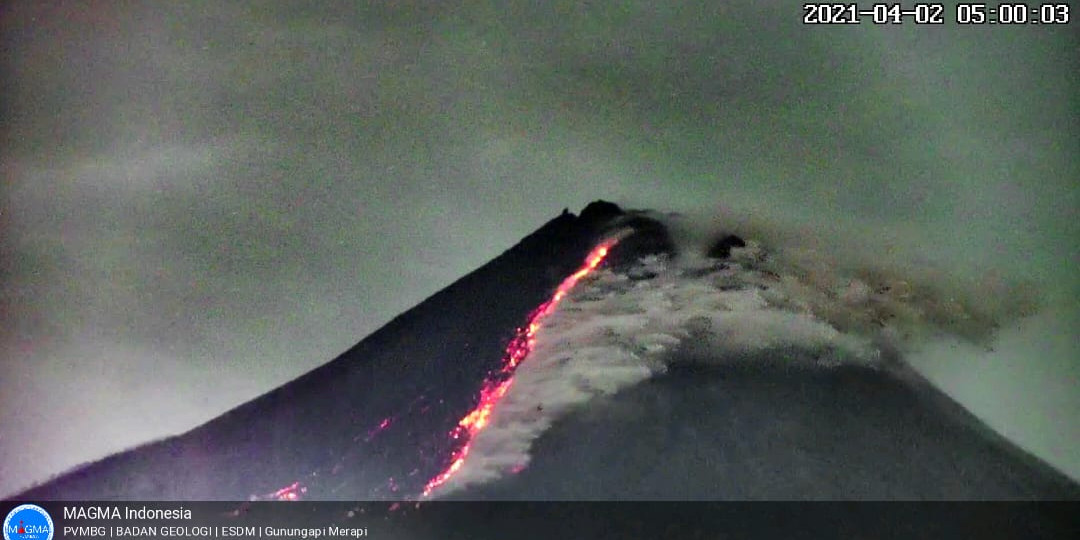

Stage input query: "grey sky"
[{"left": 2, "top": 2, "right": 1077, "bottom": 495}]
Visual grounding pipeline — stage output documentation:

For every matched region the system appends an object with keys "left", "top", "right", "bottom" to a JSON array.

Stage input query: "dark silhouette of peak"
[
  {"left": 5, "top": 202, "right": 666, "bottom": 501},
  {"left": 16, "top": 203, "right": 627, "bottom": 501},
  {"left": 578, "top": 200, "right": 624, "bottom": 226}
]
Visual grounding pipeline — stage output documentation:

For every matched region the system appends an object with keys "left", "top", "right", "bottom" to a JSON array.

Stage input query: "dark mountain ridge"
[{"left": 15, "top": 201, "right": 635, "bottom": 500}]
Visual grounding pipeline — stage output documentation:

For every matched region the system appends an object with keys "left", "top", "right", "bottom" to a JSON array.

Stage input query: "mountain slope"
[{"left": 15, "top": 201, "right": 632, "bottom": 500}]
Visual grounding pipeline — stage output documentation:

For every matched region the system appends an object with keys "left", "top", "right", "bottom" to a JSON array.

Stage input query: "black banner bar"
[{"left": 2, "top": 501, "right": 1078, "bottom": 540}]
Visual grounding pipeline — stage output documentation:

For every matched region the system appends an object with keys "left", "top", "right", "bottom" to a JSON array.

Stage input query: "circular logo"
[{"left": 3, "top": 505, "right": 53, "bottom": 540}]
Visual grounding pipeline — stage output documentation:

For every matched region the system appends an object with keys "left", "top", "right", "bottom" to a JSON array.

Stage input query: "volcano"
[{"left": 12, "top": 202, "right": 1079, "bottom": 503}]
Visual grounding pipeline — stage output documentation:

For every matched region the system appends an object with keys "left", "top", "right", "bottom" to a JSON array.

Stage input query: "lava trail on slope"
[{"left": 422, "top": 231, "right": 630, "bottom": 497}]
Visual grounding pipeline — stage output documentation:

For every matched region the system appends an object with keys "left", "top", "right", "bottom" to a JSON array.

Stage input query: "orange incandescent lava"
[
  {"left": 421, "top": 233, "right": 626, "bottom": 497},
  {"left": 268, "top": 481, "right": 305, "bottom": 501}
]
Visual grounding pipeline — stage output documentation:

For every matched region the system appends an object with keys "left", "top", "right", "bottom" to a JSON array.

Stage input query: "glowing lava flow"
[
  {"left": 421, "top": 233, "right": 627, "bottom": 498},
  {"left": 261, "top": 481, "right": 306, "bottom": 501}
]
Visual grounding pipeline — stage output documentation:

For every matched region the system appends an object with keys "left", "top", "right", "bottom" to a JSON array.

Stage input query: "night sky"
[{"left": 2, "top": 2, "right": 1077, "bottom": 496}]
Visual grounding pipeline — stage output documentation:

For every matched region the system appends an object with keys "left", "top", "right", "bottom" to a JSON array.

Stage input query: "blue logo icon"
[{"left": 4, "top": 505, "right": 53, "bottom": 540}]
